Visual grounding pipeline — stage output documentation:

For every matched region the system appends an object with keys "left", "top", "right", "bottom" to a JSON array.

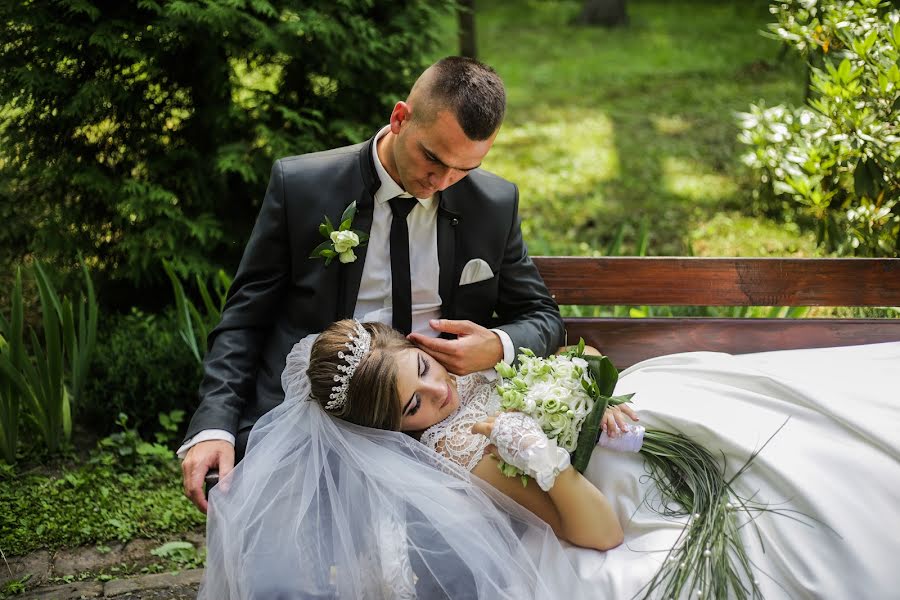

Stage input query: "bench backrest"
[{"left": 533, "top": 257, "right": 900, "bottom": 368}]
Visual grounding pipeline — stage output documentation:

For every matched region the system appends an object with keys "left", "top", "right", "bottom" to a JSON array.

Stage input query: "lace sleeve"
[{"left": 420, "top": 374, "right": 500, "bottom": 472}]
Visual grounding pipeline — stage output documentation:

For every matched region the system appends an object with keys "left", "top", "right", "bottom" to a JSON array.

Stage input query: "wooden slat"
[
  {"left": 533, "top": 257, "right": 900, "bottom": 306},
  {"left": 564, "top": 318, "right": 900, "bottom": 368}
]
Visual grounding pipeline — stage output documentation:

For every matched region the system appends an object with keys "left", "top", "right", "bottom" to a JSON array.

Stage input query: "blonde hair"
[{"left": 308, "top": 320, "right": 414, "bottom": 430}]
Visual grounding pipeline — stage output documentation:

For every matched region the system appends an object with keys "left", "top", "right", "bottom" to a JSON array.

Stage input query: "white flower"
[
  {"left": 338, "top": 249, "right": 356, "bottom": 264},
  {"left": 330, "top": 230, "right": 360, "bottom": 253}
]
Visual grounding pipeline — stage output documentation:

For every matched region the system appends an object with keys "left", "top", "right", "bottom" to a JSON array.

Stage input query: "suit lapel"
[
  {"left": 338, "top": 136, "right": 380, "bottom": 320},
  {"left": 437, "top": 188, "right": 462, "bottom": 320}
]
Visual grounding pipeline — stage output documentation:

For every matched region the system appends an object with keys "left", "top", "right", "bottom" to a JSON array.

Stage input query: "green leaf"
[
  {"left": 583, "top": 354, "right": 619, "bottom": 397},
  {"left": 340, "top": 201, "right": 357, "bottom": 226},
  {"left": 854, "top": 158, "right": 883, "bottom": 199},
  {"left": 309, "top": 240, "right": 333, "bottom": 259},
  {"left": 571, "top": 395, "right": 608, "bottom": 473}
]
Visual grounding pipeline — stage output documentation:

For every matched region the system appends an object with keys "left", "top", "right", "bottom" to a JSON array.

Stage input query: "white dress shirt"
[{"left": 177, "top": 126, "right": 512, "bottom": 458}]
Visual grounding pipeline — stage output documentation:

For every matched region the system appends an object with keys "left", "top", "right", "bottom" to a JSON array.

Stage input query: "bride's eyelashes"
[{"left": 403, "top": 354, "right": 430, "bottom": 418}]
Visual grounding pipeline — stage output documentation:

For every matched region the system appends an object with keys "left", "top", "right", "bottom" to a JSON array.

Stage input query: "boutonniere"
[{"left": 310, "top": 201, "right": 369, "bottom": 266}]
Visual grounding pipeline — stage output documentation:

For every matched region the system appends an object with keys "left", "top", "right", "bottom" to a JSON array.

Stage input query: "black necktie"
[{"left": 389, "top": 196, "right": 419, "bottom": 335}]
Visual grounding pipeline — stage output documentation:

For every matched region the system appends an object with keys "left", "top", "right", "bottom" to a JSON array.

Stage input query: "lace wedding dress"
[{"left": 419, "top": 373, "right": 497, "bottom": 471}]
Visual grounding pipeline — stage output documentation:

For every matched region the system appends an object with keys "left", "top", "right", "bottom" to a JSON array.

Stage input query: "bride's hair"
[{"left": 308, "top": 320, "right": 414, "bottom": 430}]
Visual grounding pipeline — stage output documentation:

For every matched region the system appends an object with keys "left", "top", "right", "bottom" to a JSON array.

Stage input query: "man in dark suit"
[{"left": 180, "top": 56, "right": 565, "bottom": 512}]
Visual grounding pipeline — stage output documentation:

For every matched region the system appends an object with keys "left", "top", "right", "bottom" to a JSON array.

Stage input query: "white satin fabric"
[
  {"left": 573, "top": 341, "right": 900, "bottom": 599},
  {"left": 199, "top": 339, "right": 900, "bottom": 599}
]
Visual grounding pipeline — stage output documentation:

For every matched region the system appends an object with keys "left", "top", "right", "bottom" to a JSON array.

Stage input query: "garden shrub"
[
  {"left": 82, "top": 309, "right": 201, "bottom": 437},
  {"left": 0, "top": 0, "right": 452, "bottom": 290},
  {"left": 738, "top": 0, "right": 900, "bottom": 256}
]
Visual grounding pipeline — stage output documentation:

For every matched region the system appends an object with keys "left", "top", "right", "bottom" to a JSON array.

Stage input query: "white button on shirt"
[{"left": 177, "top": 126, "right": 512, "bottom": 458}]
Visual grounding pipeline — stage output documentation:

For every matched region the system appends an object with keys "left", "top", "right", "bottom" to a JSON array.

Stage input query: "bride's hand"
[
  {"left": 472, "top": 412, "right": 570, "bottom": 492},
  {"left": 602, "top": 404, "right": 639, "bottom": 438}
]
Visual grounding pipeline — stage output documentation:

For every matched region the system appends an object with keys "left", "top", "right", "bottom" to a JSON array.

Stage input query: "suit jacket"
[{"left": 184, "top": 136, "right": 565, "bottom": 442}]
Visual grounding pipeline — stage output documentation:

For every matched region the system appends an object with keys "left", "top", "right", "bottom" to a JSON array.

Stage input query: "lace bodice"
[{"left": 420, "top": 373, "right": 501, "bottom": 472}]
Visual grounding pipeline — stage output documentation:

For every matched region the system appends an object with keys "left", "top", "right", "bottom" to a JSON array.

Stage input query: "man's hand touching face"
[{"left": 407, "top": 319, "right": 504, "bottom": 375}]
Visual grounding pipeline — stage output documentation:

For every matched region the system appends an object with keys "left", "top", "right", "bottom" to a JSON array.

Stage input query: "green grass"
[{"left": 429, "top": 0, "right": 819, "bottom": 257}]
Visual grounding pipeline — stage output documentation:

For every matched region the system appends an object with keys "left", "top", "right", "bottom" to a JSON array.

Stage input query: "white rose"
[
  {"left": 338, "top": 249, "right": 356, "bottom": 263},
  {"left": 330, "top": 230, "right": 360, "bottom": 253}
]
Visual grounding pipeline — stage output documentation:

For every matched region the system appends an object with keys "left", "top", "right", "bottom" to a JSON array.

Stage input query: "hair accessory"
[{"left": 325, "top": 320, "right": 372, "bottom": 411}]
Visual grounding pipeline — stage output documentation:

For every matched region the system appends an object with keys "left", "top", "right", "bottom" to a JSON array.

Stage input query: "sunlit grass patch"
[
  {"left": 486, "top": 109, "right": 619, "bottom": 200},
  {"left": 689, "top": 211, "right": 818, "bottom": 257},
  {"left": 661, "top": 156, "right": 738, "bottom": 204}
]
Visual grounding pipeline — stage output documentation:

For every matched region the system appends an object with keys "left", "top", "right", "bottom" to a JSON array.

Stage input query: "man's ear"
[{"left": 390, "top": 101, "right": 411, "bottom": 134}]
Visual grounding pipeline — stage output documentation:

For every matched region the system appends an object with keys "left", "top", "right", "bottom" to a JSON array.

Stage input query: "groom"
[{"left": 180, "top": 56, "right": 565, "bottom": 512}]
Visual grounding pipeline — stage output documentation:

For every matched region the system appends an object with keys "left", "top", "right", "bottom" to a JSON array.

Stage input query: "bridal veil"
[{"left": 199, "top": 335, "right": 588, "bottom": 599}]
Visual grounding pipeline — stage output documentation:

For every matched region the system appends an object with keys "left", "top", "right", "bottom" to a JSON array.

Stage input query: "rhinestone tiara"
[{"left": 325, "top": 320, "right": 372, "bottom": 411}]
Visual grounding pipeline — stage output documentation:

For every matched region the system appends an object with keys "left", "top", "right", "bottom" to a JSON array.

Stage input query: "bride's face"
[{"left": 395, "top": 348, "right": 459, "bottom": 431}]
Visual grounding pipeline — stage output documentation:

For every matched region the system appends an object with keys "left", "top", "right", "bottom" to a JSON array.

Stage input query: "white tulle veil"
[{"left": 199, "top": 335, "right": 589, "bottom": 600}]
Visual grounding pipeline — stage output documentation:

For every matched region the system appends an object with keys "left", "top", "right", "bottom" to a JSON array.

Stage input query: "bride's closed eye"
[{"left": 403, "top": 354, "right": 430, "bottom": 417}]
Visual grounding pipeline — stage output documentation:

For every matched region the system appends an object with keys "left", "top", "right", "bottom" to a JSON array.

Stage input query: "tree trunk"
[
  {"left": 458, "top": 0, "right": 477, "bottom": 59},
  {"left": 576, "top": 0, "right": 628, "bottom": 27}
]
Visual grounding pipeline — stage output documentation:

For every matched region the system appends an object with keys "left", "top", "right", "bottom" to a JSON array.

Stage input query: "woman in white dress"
[{"left": 200, "top": 319, "right": 900, "bottom": 599}]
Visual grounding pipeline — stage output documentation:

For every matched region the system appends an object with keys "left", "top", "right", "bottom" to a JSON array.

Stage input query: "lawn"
[{"left": 429, "top": 0, "right": 819, "bottom": 257}]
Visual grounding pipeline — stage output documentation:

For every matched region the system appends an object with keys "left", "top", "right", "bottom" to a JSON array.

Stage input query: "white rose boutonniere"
[{"left": 310, "top": 201, "right": 369, "bottom": 266}]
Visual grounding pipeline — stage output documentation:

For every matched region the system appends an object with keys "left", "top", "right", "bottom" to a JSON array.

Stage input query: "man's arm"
[
  {"left": 487, "top": 183, "right": 565, "bottom": 357},
  {"left": 181, "top": 160, "right": 291, "bottom": 511}
]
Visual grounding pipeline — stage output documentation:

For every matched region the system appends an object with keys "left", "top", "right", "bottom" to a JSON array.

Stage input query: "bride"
[{"left": 199, "top": 320, "right": 900, "bottom": 599}]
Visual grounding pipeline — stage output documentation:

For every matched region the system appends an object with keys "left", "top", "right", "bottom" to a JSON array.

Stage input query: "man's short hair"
[{"left": 422, "top": 56, "right": 506, "bottom": 141}]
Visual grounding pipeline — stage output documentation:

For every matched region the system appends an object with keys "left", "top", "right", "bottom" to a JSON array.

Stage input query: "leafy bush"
[
  {"left": 738, "top": 0, "right": 900, "bottom": 256},
  {"left": 82, "top": 309, "right": 201, "bottom": 437},
  {"left": 163, "top": 260, "right": 231, "bottom": 363},
  {"left": 0, "top": 262, "right": 98, "bottom": 463},
  {"left": 0, "top": 0, "right": 452, "bottom": 287}
]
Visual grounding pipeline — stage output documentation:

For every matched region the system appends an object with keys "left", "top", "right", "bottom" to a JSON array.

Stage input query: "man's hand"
[
  {"left": 408, "top": 319, "right": 503, "bottom": 375},
  {"left": 182, "top": 440, "right": 234, "bottom": 514}
]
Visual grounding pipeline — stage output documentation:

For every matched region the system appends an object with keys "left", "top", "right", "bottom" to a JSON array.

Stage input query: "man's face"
[{"left": 390, "top": 104, "right": 498, "bottom": 199}]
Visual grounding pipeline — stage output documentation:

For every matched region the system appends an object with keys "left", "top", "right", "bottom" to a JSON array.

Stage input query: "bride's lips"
[{"left": 440, "top": 382, "right": 451, "bottom": 409}]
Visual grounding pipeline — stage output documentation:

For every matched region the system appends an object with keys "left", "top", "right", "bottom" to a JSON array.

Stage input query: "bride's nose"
[{"left": 423, "top": 380, "right": 445, "bottom": 403}]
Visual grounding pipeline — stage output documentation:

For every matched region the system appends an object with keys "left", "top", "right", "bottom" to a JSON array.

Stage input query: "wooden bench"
[{"left": 532, "top": 257, "right": 900, "bottom": 369}]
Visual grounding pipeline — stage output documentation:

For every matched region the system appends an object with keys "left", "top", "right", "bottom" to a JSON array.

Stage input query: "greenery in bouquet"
[
  {"left": 493, "top": 340, "right": 633, "bottom": 482},
  {"left": 493, "top": 341, "right": 816, "bottom": 600}
]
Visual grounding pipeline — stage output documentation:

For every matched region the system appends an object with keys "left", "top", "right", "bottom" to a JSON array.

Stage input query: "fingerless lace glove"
[{"left": 489, "top": 412, "right": 570, "bottom": 491}]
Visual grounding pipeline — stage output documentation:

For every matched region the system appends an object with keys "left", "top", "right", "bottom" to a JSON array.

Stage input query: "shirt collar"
[{"left": 372, "top": 125, "right": 434, "bottom": 208}]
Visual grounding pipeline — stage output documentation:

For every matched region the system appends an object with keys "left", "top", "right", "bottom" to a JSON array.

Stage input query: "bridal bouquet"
[
  {"left": 494, "top": 341, "right": 804, "bottom": 600},
  {"left": 493, "top": 340, "right": 634, "bottom": 479}
]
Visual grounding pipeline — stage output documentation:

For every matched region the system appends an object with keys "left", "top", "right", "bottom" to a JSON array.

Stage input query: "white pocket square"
[{"left": 459, "top": 258, "right": 494, "bottom": 286}]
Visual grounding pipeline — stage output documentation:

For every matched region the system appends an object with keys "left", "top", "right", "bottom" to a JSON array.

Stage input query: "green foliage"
[
  {"left": 739, "top": 1, "right": 900, "bottom": 256},
  {"left": 163, "top": 260, "right": 231, "bottom": 363},
  {"left": 0, "top": 262, "right": 98, "bottom": 461},
  {"left": 0, "top": 269, "right": 25, "bottom": 464},
  {"left": 0, "top": 426, "right": 203, "bottom": 557},
  {"left": 450, "top": 0, "right": 814, "bottom": 259},
  {"left": 82, "top": 309, "right": 202, "bottom": 436},
  {"left": 93, "top": 412, "right": 182, "bottom": 471},
  {"left": 150, "top": 540, "right": 205, "bottom": 569},
  {"left": 0, "top": 0, "right": 452, "bottom": 287},
  {"left": 1, "top": 574, "right": 31, "bottom": 596}
]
